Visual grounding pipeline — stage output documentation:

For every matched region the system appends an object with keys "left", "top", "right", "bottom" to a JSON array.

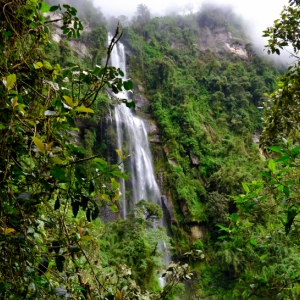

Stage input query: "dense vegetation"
[
  {"left": 0, "top": 0, "right": 190, "bottom": 299},
  {"left": 2, "top": 0, "right": 300, "bottom": 299},
  {"left": 122, "top": 3, "right": 300, "bottom": 299},
  {"left": 124, "top": 5, "right": 280, "bottom": 234}
]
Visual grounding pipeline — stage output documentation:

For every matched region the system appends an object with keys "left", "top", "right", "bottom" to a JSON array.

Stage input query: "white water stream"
[
  {"left": 109, "top": 33, "right": 162, "bottom": 217},
  {"left": 108, "top": 33, "right": 170, "bottom": 283}
]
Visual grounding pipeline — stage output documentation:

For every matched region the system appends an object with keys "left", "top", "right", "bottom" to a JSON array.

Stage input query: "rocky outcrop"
[
  {"left": 190, "top": 225, "right": 206, "bottom": 240},
  {"left": 190, "top": 151, "right": 200, "bottom": 165}
]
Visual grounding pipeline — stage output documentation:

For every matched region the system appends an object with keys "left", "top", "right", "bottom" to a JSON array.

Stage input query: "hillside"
[{"left": 2, "top": 1, "right": 300, "bottom": 299}]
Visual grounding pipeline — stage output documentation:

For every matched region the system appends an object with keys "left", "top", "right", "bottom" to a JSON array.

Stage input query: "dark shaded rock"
[
  {"left": 161, "top": 195, "right": 176, "bottom": 224},
  {"left": 150, "top": 135, "right": 161, "bottom": 143},
  {"left": 100, "top": 205, "right": 118, "bottom": 223}
]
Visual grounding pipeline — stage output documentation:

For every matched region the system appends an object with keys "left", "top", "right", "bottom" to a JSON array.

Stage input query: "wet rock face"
[
  {"left": 161, "top": 195, "right": 176, "bottom": 224},
  {"left": 133, "top": 93, "right": 150, "bottom": 111}
]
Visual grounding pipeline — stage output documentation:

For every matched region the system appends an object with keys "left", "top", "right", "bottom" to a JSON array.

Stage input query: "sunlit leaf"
[
  {"left": 63, "top": 95, "right": 74, "bottom": 107},
  {"left": 268, "top": 159, "right": 276, "bottom": 172},
  {"left": 115, "top": 149, "right": 124, "bottom": 160},
  {"left": 3, "top": 74, "right": 16, "bottom": 90},
  {"left": 4, "top": 228, "right": 15, "bottom": 235},
  {"left": 242, "top": 182, "right": 250, "bottom": 193},
  {"left": 32, "top": 137, "right": 46, "bottom": 154},
  {"left": 40, "top": 2, "right": 50, "bottom": 13},
  {"left": 34, "top": 62, "right": 43, "bottom": 69},
  {"left": 110, "top": 204, "right": 119, "bottom": 212},
  {"left": 112, "top": 192, "right": 121, "bottom": 201},
  {"left": 75, "top": 106, "right": 94, "bottom": 113}
]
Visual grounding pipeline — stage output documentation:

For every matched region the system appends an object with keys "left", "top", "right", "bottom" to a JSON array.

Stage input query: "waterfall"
[
  {"left": 109, "top": 33, "right": 161, "bottom": 217},
  {"left": 108, "top": 33, "right": 170, "bottom": 282}
]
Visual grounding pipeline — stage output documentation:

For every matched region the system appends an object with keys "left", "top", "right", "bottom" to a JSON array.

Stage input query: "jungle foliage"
[
  {"left": 121, "top": 3, "right": 300, "bottom": 299},
  {"left": 0, "top": 1, "right": 192, "bottom": 299}
]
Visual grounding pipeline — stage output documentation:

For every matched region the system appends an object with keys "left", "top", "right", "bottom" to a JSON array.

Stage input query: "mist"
[{"left": 93, "top": 0, "right": 291, "bottom": 63}]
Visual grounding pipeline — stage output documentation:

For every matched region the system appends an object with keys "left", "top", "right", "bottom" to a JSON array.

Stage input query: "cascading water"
[
  {"left": 109, "top": 33, "right": 162, "bottom": 217},
  {"left": 108, "top": 33, "right": 170, "bottom": 283}
]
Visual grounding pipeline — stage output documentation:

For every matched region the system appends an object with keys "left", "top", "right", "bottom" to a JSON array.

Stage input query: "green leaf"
[
  {"left": 50, "top": 157, "right": 64, "bottom": 165},
  {"left": 40, "top": 2, "right": 50, "bottom": 13},
  {"left": 291, "top": 145, "right": 300, "bottom": 154},
  {"left": 283, "top": 186, "right": 290, "bottom": 197},
  {"left": 34, "top": 62, "right": 43, "bottom": 69},
  {"left": 111, "top": 178, "right": 119, "bottom": 190},
  {"left": 65, "top": 115, "right": 76, "bottom": 128},
  {"left": 75, "top": 106, "right": 95, "bottom": 113},
  {"left": 261, "top": 172, "right": 272, "bottom": 178},
  {"left": 110, "top": 171, "right": 128, "bottom": 180},
  {"left": 49, "top": 5, "right": 59, "bottom": 12},
  {"left": 268, "top": 159, "right": 276, "bottom": 172},
  {"left": 268, "top": 146, "right": 283, "bottom": 153},
  {"left": 125, "top": 100, "right": 136, "bottom": 108},
  {"left": 242, "top": 182, "right": 250, "bottom": 193},
  {"left": 259, "top": 254, "right": 268, "bottom": 261},
  {"left": 229, "top": 213, "right": 238, "bottom": 222},
  {"left": 50, "top": 166, "right": 70, "bottom": 183},
  {"left": 217, "top": 225, "right": 229, "bottom": 232},
  {"left": 123, "top": 80, "right": 133, "bottom": 90},
  {"left": 276, "top": 155, "right": 289, "bottom": 163},
  {"left": 3, "top": 74, "right": 16, "bottom": 90},
  {"left": 110, "top": 204, "right": 119, "bottom": 213},
  {"left": 218, "top": 235, "right": 229, "bottom": 239},
  {"left": 250, "top": 238, "right": 257, "bottom": 246},
  {"left": 285, "top": 206, "right": 298, "bottom": 235}
]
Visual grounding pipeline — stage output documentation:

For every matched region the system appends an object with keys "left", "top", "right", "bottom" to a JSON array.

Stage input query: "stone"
[
  {"left": 150, "top": 135, "right": 161, "bottom": 143},
  {"left": 133, "top": 93, "right": 150, "bottom": 110},
  {"left": 137, "top": 85, "right": 144, "bottom": 92},
  {"left": 190, "top": 225, "right": 206, "bottom": 240},
  {"left": 190, "top": 151, "right": 200, "bottom": 165},
  {"left": 168, "top": 159, "right": 178, "bottom": 167}
]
